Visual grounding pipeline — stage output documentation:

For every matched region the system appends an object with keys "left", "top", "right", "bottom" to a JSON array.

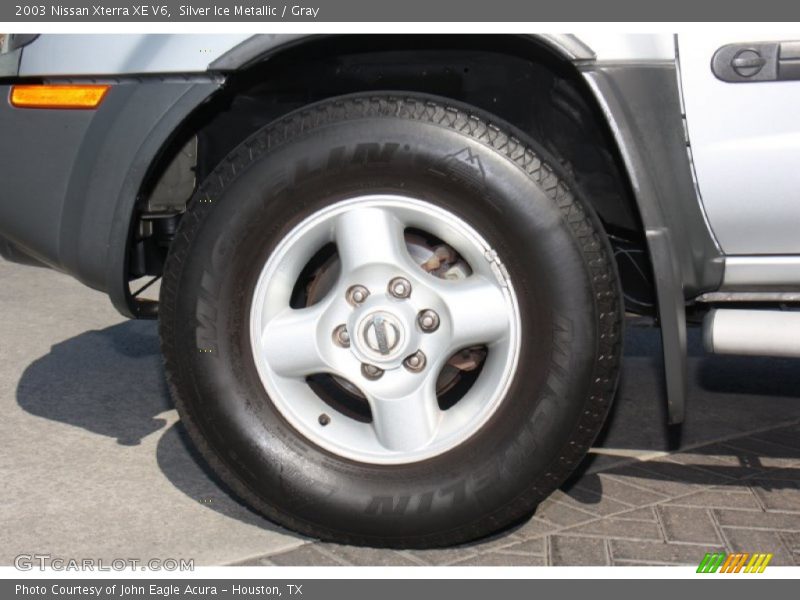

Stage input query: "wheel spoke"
[
  {"left": 334, "top": 206, "right": 408, "bottom": 272},
  {"left": 439, "top": 276, "right": 512, "bottom": 350},
  {"left": 260, "top": 304, "right": 329, "bottom": 378},
  {"left": 367, "top": 380, "right": 441, "bottom": 452}
]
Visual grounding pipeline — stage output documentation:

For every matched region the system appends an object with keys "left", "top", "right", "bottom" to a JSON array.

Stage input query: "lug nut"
[
  {"left": 346, "top": 285, "right": 370, "bottom": 306},
  {"left": 403, "top": 351, "right": 427, "bottom": 373},
  {"left": 318, "top": 413, "right": 331, "bottom": 426},
  {"left": 417, "top": 309, "right": 440, "bottom": 332},
  {"left": 361, "top": 363, "right": 384, "bottom": 380},
  {"left": 333, "top": 324, "right": 350, "bottom": 348},
  {"left": 388, "top": 277, "right": 412, "bottom": 299}
]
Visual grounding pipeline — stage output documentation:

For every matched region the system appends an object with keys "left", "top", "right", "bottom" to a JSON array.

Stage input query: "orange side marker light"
[{"left": 10, "top": 84, "right": 110, "bottom": 109}]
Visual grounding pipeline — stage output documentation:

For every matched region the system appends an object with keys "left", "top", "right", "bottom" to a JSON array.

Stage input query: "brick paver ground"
[
  {"left": 238, "top": 421, "right": 800, "bottom": 566},
  {"left": 4, "top": 259, "right": 799, "bottom": 567}
]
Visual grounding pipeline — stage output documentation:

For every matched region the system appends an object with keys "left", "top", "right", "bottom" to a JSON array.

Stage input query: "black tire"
[{"left": 159, "top": 93, "right": 622, "bottom": 548}]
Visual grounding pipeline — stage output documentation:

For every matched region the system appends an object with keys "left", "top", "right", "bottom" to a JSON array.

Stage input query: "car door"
[{"left": 678, "top": 33, "right": 800, "bottom": 256}]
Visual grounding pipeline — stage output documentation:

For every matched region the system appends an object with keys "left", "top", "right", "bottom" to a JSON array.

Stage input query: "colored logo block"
[{"left": 697, "top": 552, "right": 773, "bottom": 573}]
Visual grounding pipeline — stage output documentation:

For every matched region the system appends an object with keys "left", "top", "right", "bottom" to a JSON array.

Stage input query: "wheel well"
[{"left": 133, "top": 35, "right": 656, "bottom": 315}]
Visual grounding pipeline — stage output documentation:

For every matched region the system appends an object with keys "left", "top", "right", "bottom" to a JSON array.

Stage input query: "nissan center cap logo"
[{"left": 362, "top": 312, "right": 402, "bottom": 356}]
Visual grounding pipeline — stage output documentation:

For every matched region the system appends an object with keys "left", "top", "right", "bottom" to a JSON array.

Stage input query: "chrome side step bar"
[{"left": 703, "top": 309, "right": 800, "bottom": 358}]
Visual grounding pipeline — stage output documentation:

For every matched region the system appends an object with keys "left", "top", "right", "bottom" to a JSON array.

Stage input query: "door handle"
[{"left": 712, "top": 41, "right": 800, "bottom": 82}]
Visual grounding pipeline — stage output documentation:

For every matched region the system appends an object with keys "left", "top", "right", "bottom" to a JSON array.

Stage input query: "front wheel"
[{"left": 159, "top": 93, "right": 622, "bottom": 547}]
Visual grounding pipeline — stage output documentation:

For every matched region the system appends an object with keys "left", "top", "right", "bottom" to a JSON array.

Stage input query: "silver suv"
[{"left": 1, "top": 33, "right": 798, "bottom": 547}]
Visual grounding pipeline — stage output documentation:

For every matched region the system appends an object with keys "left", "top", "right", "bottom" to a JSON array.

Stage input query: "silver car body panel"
[
  {"left": 678, "top": 32, "right": 800, "bottom": 256},
  {"left": 18, "top": 33, "right": 676, "bottom": 77},
  {"left": 722, "top": 256, "right": 800, "bottom": 289},
  {"left": 18, "top": 34, "right": 252, "bottom": 76}
]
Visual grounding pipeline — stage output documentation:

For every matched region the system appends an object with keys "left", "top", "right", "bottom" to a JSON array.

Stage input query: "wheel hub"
[{"left": 347, "top": 289, "right": 423, "bottom": 369}]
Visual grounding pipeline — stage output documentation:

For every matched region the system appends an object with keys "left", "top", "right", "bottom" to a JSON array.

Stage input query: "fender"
[
  {"left": 0, "top": 78, "right": 222, "bottom": 317},
  {"left": 579, "top": 63, "right": 724, "bottom": 424}
]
